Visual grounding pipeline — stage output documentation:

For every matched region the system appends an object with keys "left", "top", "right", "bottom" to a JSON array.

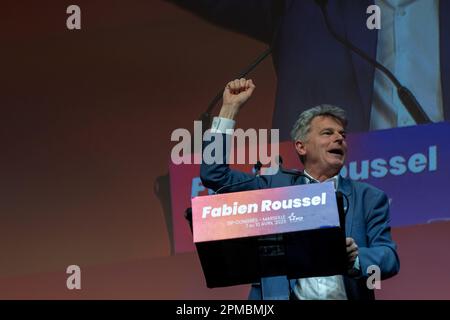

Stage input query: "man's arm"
[
  {"left": 200, "top": 79, "right": 272, "bottom": 193},
  {"left": 165, "top": 0, "right": 282, "bottom": 44},
  {"left": 358, "top": 191, "right": 400, "bottom": 280}
]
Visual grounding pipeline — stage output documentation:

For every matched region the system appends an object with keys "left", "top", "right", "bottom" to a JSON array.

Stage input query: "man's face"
[{"left": 294, "top": 115, "right": 347, "bottom": 180}]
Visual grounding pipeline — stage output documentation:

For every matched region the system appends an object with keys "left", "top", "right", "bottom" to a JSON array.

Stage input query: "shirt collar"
[{"left": 303, "top": 170, "right": 340, "bottom": 191}]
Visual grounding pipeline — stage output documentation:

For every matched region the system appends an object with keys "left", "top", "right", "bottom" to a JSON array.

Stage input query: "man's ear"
[{"left": 294, "top": 140, "right": 306, "bottom": 157}]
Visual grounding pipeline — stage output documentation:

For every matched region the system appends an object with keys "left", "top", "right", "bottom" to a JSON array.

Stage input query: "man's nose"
[{"left": 334, "top": 132, "right": 344, "bottom": 142}]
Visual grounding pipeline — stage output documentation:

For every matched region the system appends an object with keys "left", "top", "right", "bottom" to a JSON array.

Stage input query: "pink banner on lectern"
[{"left": 191, "top": 182, "right": 339, "bottom": 243}]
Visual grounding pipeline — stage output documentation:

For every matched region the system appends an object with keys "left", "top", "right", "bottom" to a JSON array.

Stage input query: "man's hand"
[
  {"left": 346, "top": 237, "right": 359, "bottom": 265},
  {"left": 219, "top": 78, "right": 255, "bottom": 119}
]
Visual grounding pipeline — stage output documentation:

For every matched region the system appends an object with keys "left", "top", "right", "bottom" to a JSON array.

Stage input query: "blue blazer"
[
  {"left": 200, "top": 135, "right": 400, "bottom": 300},
  {"left": 170, "top": 0, "right": 450, "bottom": 140}
]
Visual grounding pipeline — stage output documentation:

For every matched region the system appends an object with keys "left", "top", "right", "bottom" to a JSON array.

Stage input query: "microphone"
[
  {"left": 315, "top": 0, "right": 431, "bottom": 124},
  {"left": 214, "top": 159, "right": 273, "bottom": 194},
  {"left": 214, "top": 175, "right": 258, "bottom": 195},
  {"left": 254, "top": 160, "right": 263, "bottom": 176},
  {"left": 214, "top": 155, "right": 308, "bottom": 194},
  {"left": 276, "top": 155, "right": 310, "bottom": 180}
]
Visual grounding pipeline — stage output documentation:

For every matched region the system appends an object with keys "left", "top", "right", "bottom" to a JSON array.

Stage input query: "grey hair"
[{"left": 290, "top": 104, "right": 348, "bottom": 142}]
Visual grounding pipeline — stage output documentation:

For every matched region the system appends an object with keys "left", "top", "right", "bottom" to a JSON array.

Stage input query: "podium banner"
[{"left": 192, "top": 182, "right": 339, "bottom": 243}]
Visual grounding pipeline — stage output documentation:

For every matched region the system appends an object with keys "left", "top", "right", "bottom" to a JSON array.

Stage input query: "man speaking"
[{"left": 200, "top": 78, "right": 400, "bottom": 300}]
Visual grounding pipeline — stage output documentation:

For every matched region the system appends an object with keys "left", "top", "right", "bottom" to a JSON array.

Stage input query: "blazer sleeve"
[
  {"left": 200, "top": 133, "right": 272, "bottom": 192},
  {"left": 357, "top": 191, "right": 400, "bottom": 280},
  {"left": 165, "top": 0, "right": 283, "bottom": 44}
]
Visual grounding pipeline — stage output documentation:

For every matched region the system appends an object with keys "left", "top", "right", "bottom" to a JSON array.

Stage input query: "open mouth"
[{"left": 328, "top": 148, "right": 344, "bottom": 156}]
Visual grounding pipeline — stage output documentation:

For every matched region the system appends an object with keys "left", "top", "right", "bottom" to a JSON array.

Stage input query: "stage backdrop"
[{"left": 1, "top": 0, "right": 449, "bottom": 299}]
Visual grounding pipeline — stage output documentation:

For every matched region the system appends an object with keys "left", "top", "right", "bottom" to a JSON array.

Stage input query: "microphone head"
[{"left": 253, "top": 161, "right": 263, "bottom": 175}]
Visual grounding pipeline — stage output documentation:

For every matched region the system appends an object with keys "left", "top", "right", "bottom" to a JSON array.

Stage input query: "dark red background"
[{"left": 1, "top": 1, "right": 449, "bottom": 299}]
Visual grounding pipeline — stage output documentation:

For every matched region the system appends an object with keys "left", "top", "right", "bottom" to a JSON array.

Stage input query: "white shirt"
[
  {"left": 370, "top": 0, "right": 443, "bottom": 129},
  {"left": 293, "top": 171, "right": 349, "bottom": 300}
]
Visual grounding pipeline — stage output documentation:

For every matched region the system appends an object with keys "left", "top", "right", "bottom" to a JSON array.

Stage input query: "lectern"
[{"left": 187, "top": 182, "right": 347, "bottom": 297}]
